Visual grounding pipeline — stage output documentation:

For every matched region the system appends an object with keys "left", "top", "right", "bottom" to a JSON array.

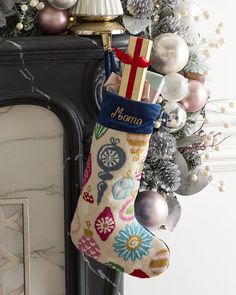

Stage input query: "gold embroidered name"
[{"left": 111, "top": 106, "right": 143, "bottom": 125}]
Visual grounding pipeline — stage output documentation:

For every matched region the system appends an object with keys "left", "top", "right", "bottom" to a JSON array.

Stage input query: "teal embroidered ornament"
[
  {"left": 112, "top": 171, "right": 135, "bottom": 200},
  {"left": 94, "top": 123, "right": 108, "bottom": 140},
  {"left": 97, "top": 137, "right": 126, "bottom": 204}
]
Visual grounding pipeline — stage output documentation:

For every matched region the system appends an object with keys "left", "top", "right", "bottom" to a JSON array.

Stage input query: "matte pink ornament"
[
  {"left": 37, "top": 4, "right": 69, "bottom": 35},
  {"left": 179, "top": 80, "right": 210, "bottom": 113},
  {"left": 134, "top": 191, "right": 168, "bottom": 228}
]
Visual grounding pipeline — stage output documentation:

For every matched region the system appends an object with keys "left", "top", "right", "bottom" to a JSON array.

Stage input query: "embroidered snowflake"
[
  {"left": 100, "top": 149, "right": 120, "bottom": 168},
  {"left": 113, "top": 223, "right": 153, "bottom": 261},
  {"left": 95, "top": 216, "right": 115, "bottom": 234}
]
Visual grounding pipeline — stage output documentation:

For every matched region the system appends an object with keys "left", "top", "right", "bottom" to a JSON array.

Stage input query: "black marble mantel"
[{"left": 0, "top": 34, "right": 128, "bottom": 295}]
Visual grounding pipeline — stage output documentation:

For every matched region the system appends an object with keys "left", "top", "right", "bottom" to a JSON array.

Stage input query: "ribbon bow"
[{"left": 115, "top": 48, "right": 150, "bottom": 68}]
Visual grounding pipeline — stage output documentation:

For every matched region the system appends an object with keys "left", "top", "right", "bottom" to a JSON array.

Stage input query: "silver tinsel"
[
  {"left": 146, "top": 127, "right": 177, "bottom": 166},
  {"left": 127, "top": 0, "right": 154, "bottom": 19}
]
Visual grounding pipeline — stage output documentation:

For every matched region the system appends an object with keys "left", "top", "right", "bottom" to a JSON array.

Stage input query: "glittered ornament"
[
  {"left": 151, "top": 33, "right": 189, "bottom": 74},
  {"left": 134, "top": 191, "right": 169, "bottom": 228},
  {"left": 37, "top": 4, "right": 69, "bottom": 35},
  {"left": 164, "top": 103, "right": 187, "bottom": 133},
  {"left": 161, "top": 73, "right": 189, "bottom": 103},
  {"left": 48, "top": 0, "right": 77, "bottom": 10},
  {"left": 179, "top": 80, "right": 209, "bottom": 112}
]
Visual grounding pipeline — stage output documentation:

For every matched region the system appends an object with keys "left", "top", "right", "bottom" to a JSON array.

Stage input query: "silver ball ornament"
[
  {"left": 151, "top": 33, "right": 190, "bottom": 74},
  {"left": 48, "top": 0, "right": 77, "bottom": 10},
  {"left": 161, "top": 73, "right": 189, "bottom": 102},
  {"left": 164, "top": 103, "right": 187, "bottom": 133},
  {"left": 134, "top": 191, "right": 169, "bottom": 228}
]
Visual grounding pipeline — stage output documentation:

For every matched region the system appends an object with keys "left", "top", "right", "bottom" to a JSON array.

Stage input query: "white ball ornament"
[
  {"left": 16, "top": 22, "right": 24, "bottom": 31},
  {"left": 151, "top": 33, "right": 190, "bottom": 74},
  {"left": 48, "top": 0, "right": 78, "bottom": 10},
  {"left": 36, "top": 2, "right": 45, "bottom": 10},
  {"left": 21, "top": 4, "right": 28, "bottom": 12},
  {"left": 30, "top": 0, "right": 38, "bottom": 7},
  {"left": 161, "top": 73, "right": 189, "bottom": 103}
]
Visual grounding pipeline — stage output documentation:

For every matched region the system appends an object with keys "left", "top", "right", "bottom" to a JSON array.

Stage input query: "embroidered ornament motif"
[
  {"left": 112, "top": 170, "right": 134, "bottom": 200},
  {"left": 130, "top": 269, "right": 150, "bottom": 278},
  {"left": 95, "top": 207, "right": 115, "bottom": 241},
  {"left": 94, "top": 123, "right": 108, "bottom": 140},
  {"left": 105, "top": 261, "right": 124, "bottom": 272},
  {"left": 135, "top": 158, "right": 146, "bottom": 180},
  {"left": 82, "top": 185, "right": 94, "bottom": 204},
  {"left": 78, "top": 221, "right": 101, "bottom": 260},
  {"left": 149, "top": 249, "right": 170, "bottom": 276},
  {"left": 70, "top": 211, "right": 80, "bottom": 235},
  {"left": 113, "top": 223, "right": 153, "bottom": 261},
  {"left": 81, "top": 153, "right": 92, "bottom": 190},
  {"left": 119, "top": 197, "right": 135, "bottom": 222},
  {"left": 97, "top": 138, "right": 126, "bottom": 204},
  {"left": 127, "top": 134, "right": 149, "bottom": 161}
]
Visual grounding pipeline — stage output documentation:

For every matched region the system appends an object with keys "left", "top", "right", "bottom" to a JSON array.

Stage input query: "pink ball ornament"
[
  {"left": 179, "top": 80, "right": 210, "bottom": 112},
  {"left": 134, "top": 191, "right": 169, "bottom": 228},
  {"left": 37, "top": 4, "right": 69, "bottom": 35}
]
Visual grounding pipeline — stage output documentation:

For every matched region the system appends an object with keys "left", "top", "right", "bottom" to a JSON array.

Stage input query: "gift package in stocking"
[{"left": 71, "top": 37, "right": 170, "bottom": 279}]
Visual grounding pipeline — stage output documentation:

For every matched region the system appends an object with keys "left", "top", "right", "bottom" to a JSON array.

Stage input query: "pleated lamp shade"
[{"left": 71, "top": 0, "right": 123, "bottom": 20}]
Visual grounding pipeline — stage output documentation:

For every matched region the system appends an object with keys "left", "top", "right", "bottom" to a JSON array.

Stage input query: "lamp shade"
[{"left": 71, "top": 0, "right": 123, "bottom": 20}]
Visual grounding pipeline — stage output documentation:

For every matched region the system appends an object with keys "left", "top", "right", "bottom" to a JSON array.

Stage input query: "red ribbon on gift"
[{"left": 115, "top": 37, "right": 150, "bottom": 99}]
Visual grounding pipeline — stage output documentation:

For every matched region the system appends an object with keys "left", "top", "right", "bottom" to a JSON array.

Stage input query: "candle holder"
[{"left": 70, "top": 0, "right": 125, "bottom": 35}]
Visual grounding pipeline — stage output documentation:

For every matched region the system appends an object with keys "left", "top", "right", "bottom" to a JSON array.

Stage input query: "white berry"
[
  {"left": 21, "top": 4, "right": 28, "bottom": 12},
  {"left": 16, "top": 22, "right": 24, "bottom": 31},
  {"left": 191, "top": 174, "right": 198, "bottom": 182},
  {"left": 29, "top": 0, "right": 38, "bottom": 7},
  {"left": 36, "top": 2, "right": 45, "bottom": 10}
]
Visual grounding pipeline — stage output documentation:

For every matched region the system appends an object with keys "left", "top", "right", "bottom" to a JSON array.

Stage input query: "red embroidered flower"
[{"left": 95, "top": 207, "right": 115, "bottom": 241}]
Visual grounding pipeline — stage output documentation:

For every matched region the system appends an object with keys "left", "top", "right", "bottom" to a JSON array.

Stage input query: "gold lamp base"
[{"left": 70, "top": 20, "right": 125, "bottom": 35}]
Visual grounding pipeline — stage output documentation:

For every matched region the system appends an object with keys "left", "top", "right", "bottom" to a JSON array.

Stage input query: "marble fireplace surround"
[{"left": 0, "top": 35, "right": 128, "bottom": 295}]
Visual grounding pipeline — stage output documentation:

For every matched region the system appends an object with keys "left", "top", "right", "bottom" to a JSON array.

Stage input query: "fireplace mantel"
[{"left": 0, "top": 34, "right": 128, "bottom": 295}]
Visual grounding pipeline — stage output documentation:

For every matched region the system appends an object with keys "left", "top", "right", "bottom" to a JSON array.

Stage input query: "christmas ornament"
[
  {"left": 165, "top": 103, "right": 187, "bottom": 133},
  {"left": 37, "top": 4, "right": 69, "bottom": 34},
  {"left": 130, "top": 269, "right": 149, "bottom": 278},
  {"left": 112, "top": 172, "right": 134, "bottom": 200},
  {"left": 97, "top": 138, "right": 126, "bottom": 204},
  {"left": 151, "top": 33, "right": 189, "bottom": 74},
  {"left": 127, "top": 0, "right": 154, "bottom": 19},
  {"left": 146, "top": 127, "right": 177, "bottom": 166},
  {"left": 149, "top": 249, "right": 169, "bottom": 275},
  {"left": 94, "top": 123, "right": 108, "bottom": 140},
  {"left": 161, "top": 73, "right": 189, "bottom": 103},
  {"left": 179, "top": 80, "right": 209, "bottom": 113},
  {"left": 48, "top": 0, "right": 78, "bottom": 10},
  {"left": 95, "top": 207, "right": 115, "bottom": 241},
  {"left": 82, "top": 186, "right": 94, "bottom": 203},
  {"left": 78, "top": 221, "right": 101, "bottom": 260},
  {"left": 119, "top": 197, "right": 135, "bottom": 222},
  {"left": 134, "top": 191, "right": 169, "bottom": 228}
]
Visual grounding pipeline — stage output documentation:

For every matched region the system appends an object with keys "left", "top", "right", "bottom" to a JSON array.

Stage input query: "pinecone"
[
  {"left": 156, "top": 0, "right": 178, "bottom": 10},
  {"left": 146, "top": 127, "right": 177, "bottom": 166},
  {"left": 127, "top": 0, "right": 154, "bottom": 19},
  {"left": 152, "top": 15, "right": 183, "bottom": 38},
  {"left": 155, "top": 160, "right": 181, "bottom": 192},
  {"left": 140, "top": 163, "right": 158, "bottom": 190}
]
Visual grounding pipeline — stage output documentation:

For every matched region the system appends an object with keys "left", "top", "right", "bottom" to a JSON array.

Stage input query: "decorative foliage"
[{"left": 183, "top": 151, "right": 202, "bottom": 171}]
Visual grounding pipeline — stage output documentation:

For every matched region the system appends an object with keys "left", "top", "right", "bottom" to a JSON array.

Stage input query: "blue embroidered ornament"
[
  {"left": 112, "top": 171, "right": 134, "bottom": 200},
  {"left": 97, "top": 138, "right": 126, "bottom": 204}
]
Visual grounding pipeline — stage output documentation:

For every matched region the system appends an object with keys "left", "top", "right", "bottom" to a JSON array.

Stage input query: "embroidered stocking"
[{"left": 71, "top": 91, "right": 170, "bottom": 278}]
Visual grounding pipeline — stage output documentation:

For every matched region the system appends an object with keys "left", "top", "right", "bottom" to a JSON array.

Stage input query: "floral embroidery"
[
  {"left": 113, "top": 223, "right": 153, "bottom": 261},
  {"left": 95, "top": 207, "right": 115, "bottom": 241}
]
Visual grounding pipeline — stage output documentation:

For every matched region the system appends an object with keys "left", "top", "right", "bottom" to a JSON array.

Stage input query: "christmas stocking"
[{"left": 71, "top": 90, "right": 170, "bottom": 278}]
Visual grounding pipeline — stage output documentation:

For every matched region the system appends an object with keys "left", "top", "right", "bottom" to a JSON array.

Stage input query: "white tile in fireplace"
[{"left": 0, "top": 105, "right": 65, "bottom": 295}]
